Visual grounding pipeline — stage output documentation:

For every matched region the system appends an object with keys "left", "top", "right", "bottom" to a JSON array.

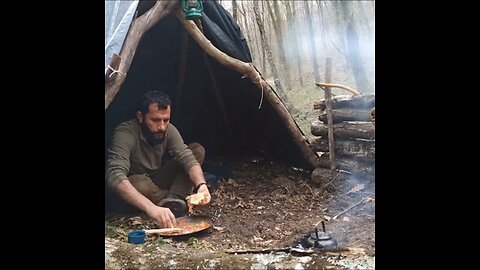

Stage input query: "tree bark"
[
  {"left": 267, "top": 0, "right": 291, "bottom": 90},
  {"left": 311, "top": 138, "right": 375, "bottom": 158},
  {"left": 311, "top": 120, "right": 375, "bottom": 140},
  {"left": 231, "top": 0, "right": 238, "bottom": 22},
  {"left": 253, "top": 1, "right": 286, "bottom": 100},
  {"left": 285, "top": 0, "right": 303, "bottom": 87},
  {"left": 105, "top": 1, "right": 180, "bottom": 110},
  {"left": 317, "top": 1, "right": 328, "bottom": 49},
  {"left": 175, "top": 9, "right": 319, "bottom": 168},
  {"left": 303, "top": 0, "right": 320, "bottom": 83},
  {"left": 340, "top": 2, "right": 373, "bottom": 92},
  {"left": 318, "top": 108, "right": 373, "bottom": 124}
]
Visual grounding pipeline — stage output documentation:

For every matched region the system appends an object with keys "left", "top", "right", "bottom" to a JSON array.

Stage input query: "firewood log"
[
  {"left": 311, "top": 120, "right": 375, "bottom": 140},
  {"left": 311, "top": 138, "right": 375, "bottom": 158}
]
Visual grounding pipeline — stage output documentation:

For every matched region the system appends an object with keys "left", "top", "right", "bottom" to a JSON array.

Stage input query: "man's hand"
[
  {"left": 146, "top": 206, "right": 177, "bottom": 228},
  {"left": 196, "top": 184, "right": 211, "bottom": 205}
]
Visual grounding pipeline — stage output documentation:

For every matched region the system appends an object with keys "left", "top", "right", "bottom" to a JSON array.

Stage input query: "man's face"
[{"left": 137, "top": 103, "right": 171, "bottom": 144}]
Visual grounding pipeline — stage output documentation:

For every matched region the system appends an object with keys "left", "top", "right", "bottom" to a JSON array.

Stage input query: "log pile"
[{"left": 311, "top": 94, "right": 375, "bottom": 182}]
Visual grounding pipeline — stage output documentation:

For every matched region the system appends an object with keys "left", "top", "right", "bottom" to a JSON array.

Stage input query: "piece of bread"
[{"left": 186, "top": 192, "right": 205, "bottom": 205}]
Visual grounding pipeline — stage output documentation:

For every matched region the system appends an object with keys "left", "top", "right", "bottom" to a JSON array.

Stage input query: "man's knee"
[
  {"left": 188, "top": 142, "right": 205, "bottom": 165},
  {"left": 128, "top": 174, "right": 157, "bottom": 198}
]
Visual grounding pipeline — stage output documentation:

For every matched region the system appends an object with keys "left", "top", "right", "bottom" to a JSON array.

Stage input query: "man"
[{"left": 106, "top": 90, "right": 211, "bottom": 228}]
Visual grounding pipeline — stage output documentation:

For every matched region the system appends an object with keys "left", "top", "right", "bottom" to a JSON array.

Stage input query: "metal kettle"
[{"left": 305, "top": 221, "right": 338, "bottom": 249}]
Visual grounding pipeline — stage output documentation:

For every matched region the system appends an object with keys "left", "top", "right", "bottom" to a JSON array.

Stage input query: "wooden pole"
[{"left": 324, "top": 58, "right": 336, "bottom": 176}]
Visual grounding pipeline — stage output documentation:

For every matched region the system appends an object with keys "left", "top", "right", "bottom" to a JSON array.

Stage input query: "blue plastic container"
[{"left": 128, "top": 230, "right": 146, "bottom": 244}]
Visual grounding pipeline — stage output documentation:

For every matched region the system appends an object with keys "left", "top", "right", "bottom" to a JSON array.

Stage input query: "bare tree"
[
  {"left": 339, "top": 1, "right": 372, "bottom": 92},
  {"left": 284, "top": 0, "right": 303, "bottom": 87},
  {"left": 253, "top": 0, "right": 285, "bottom": 98},
  {"left": 266, "top": 0, "right": 291, "bottom": 90},
  {"left": 231, "top": 0, "right": 238, "bottom": 22},
  {"left": 317, "top": 0, "right": 328, "bottom": 49},
  {"left": 303, "top": 0, "right": 320, "bottom": 83}
]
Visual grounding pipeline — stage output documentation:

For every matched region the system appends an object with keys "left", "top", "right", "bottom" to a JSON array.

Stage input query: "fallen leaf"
[{"left": 323, "top": 215, "right": 331, "bottom": 221}]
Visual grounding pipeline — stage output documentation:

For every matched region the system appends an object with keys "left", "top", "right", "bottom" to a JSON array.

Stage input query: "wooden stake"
[{"left": 324, "top": 58, "right": 336, "bottom": 177}]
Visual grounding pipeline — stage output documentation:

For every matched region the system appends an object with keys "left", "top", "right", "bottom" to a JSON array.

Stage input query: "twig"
[
  {"left": 225, "top": 247, "right": 352, "bottom": 255},
  {"left": 315, "top": 82, "right": 361, "bottom": 96},
  {"left": 323, "top": 171, "right": 342, "bottom": 188},
  {"left": 226, "top": 247, "right": 290, "bottom": 254},
  {"left": 332, "top": 197, "right": 367, "bottom": 220},
  {"left": 225, "top": 247, "right": 352, "bottom": 254}
]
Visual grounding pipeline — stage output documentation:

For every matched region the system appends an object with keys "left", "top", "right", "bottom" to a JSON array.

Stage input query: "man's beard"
[{"left": 140, "top": 123, "right": 165, "bottom": 146}]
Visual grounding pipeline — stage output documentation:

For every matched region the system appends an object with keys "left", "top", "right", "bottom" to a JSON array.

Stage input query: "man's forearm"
[
  {"left": 187, "top": 164, "right": 207, "bottom": 187},
  {"left": 115, "top": 179, "right": 156, "bottom": 212}
]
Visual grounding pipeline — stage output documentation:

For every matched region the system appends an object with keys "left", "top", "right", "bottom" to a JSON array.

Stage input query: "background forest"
[{"left": 220, "top": 0, "right": 375, "bottom": 139}]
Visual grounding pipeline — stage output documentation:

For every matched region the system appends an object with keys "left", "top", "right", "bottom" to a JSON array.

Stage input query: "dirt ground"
[{"left": 105, "top": 157, "right": 375, "bottom": 267}]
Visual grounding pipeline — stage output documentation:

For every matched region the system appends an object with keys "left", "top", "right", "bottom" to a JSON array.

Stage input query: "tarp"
[{"left": 105, "top": 0, "right": 139, "bottom": 75}]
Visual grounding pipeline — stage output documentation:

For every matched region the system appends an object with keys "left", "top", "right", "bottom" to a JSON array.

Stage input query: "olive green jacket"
[{"left": 105, "top": 119, "right": 199, "bottom": 189}]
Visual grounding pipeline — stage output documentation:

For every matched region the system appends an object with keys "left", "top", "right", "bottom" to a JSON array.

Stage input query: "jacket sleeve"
[
  {"left": 166, "top": 125, "right": 199, "bottom": 172},
  {"left": 105, "top": 125, "right": 136, "bottom": 189}
]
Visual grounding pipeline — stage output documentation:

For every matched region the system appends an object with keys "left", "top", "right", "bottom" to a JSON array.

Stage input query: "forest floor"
[
  {"left": 105, "top": 53, "right": 375, "bottom": 269},
  {"left": 105, "top": 159, "right": 375, "bottom": 269}
]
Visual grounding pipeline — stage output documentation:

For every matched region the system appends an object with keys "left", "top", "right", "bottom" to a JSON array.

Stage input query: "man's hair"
[{"left": 138, "top": 90, "right": 171, "bottom": 114}]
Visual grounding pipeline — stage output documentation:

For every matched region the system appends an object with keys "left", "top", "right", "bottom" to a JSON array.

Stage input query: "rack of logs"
[{"left": 311, "top": 93, "right": 375, "bottom": 182}]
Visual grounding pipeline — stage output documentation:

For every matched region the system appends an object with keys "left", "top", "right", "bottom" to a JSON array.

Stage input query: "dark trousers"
[{"left": 128, "top": 143, "right": 205, "bottom": 204}]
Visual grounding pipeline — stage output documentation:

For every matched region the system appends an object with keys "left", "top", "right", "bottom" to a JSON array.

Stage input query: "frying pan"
[{"left": 145, "top": 215, "right": 213, "bottom": 237}]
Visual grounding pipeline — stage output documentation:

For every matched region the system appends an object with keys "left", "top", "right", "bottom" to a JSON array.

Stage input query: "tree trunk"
[
  {"left": 105, "top": 1, "right": 180, "bottom": 110},
  {"left": 231, "top": 0, "right": 238, "bottom": 22},
  {"left": 175, "top": 10, "right": 319, "bottom": 168},
  {"left": 340, "top": 1, "right": 372, "bottom": 92},
  {"left": 318, "top": 108, "right": 373, "bottom": 123},
  {"left": 311, "top": 120, "right": 375, "bottom": 140},
  {"left": 253, "top": 1, "right": 286, "bottom": 99},
  {"left": 303, "top": 0, "right": 320, "bottom": 83},
  {"left": 317, "top": 0, "right": 328, "bottom": 49},
  {"left": 330, "top": 1, "right": 346, "bottom": 55},
  {"left": 285, "top": 0, "right": 303, "bottom": 87},
  {"left": 356, "top": 0, "right": 372, "bottom": 39},
  {"left": 267, "top": 0, "right": 291, "bottom": 90},
  {"left": 311, "top": 138, "right": 375, "bottom": 158}
]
